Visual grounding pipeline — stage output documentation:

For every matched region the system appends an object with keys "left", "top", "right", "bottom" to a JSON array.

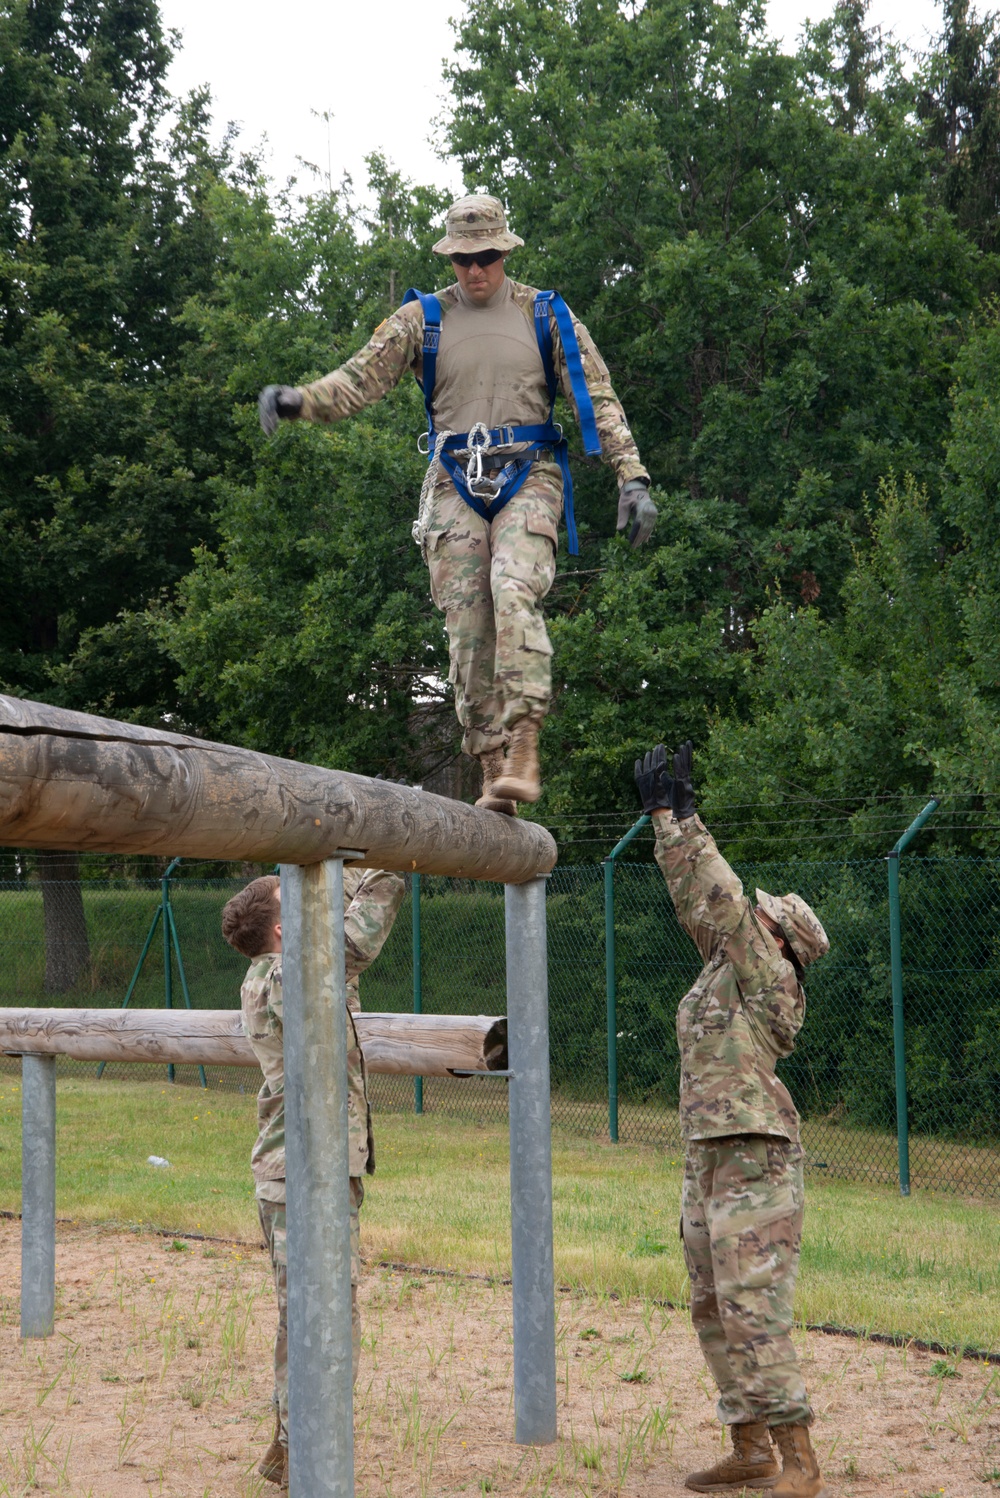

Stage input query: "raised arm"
[
  {"left": 635, "top": 744, "right": 718, "bottom": 961},
  {"left": 654, "top": 742, "right": 804, "bottom": 1055},
  {"left": 343, "top": 868, "right": 406, "bottom": 984}
]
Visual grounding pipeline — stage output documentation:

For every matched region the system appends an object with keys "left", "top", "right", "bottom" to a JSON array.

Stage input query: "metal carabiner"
[{"left": 417, "top": 431, "right": 430, "bottom": 456}]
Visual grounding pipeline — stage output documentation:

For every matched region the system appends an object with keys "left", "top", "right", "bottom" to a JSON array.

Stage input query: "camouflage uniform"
[
  {"left": 241, "top": 867, "right": 404, "bottom": 1446},
  {"left": 296, "top": 280, "right": 647, "bottom": 755},
  {"left": 654, "top": 811, "right": 815, "bottom": 1428}
]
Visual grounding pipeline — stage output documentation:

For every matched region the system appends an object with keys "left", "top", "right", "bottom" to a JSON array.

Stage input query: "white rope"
[{"left": 412, "top": 428, "right": 456, "bottom": 555}]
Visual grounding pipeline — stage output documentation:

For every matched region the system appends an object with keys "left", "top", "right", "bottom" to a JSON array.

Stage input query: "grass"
[{"left": 0, "top": 1076, "right": 998, "bottom": 1353}]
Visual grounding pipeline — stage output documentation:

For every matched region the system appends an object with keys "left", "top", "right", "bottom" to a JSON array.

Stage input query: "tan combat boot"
[
  {"left": 475, "top": 747, "right": 516, "bottom": 816},
  {"left": 257, "top": 1411, "right": 287, "bottom": 1486},
  {"left": 769, "top": 1423, "right": 829, "bottom": 1498},
  {"left": 492, "top": 718, "right": 541, "bottom": 803},
  {"left": 684, "top": 1421, "right": 780, "bottom": 1491}
]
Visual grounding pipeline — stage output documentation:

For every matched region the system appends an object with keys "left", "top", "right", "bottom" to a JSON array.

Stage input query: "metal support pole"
[
  {"left": 412, "top": 873, "right": 423, "bottom": 1115},
  {"left": 281, "top": 856, "right": 358, "bottom": 1498},
  {"left": 603, "top": 815, "right": 650, "bottom": 1145},
  {"left": 163, "top": 862, "right": 175, "bottom": 1083},
  {"left": 21, "top": 1054, "right": 56, "bottom": 1338},
  {"left": 887, "top": 798, "right": 939, "bottom": 1198},
  {"left": 505, "top": 876, "right": 557, "bottom": 1446}
]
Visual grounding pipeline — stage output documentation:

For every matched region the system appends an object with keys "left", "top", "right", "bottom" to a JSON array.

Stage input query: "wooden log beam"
[
  {"left": 0, "top": 1009, "right": 508, "bottom": 1077},
  {"left": 0, "top": 697, "right": 557, "bottom": 882}
]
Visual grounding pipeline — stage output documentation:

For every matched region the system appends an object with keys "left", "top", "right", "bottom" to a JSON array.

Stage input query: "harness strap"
[
  {"left": 533, "top": 290, "right": 602, "bottom": 456},
  {"left": 402, "top": 287, "right": 441, "bottom": 435}
]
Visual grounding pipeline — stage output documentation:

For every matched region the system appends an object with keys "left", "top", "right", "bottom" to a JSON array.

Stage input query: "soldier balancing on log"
[
  {"left": 259, "top": 193, "right": 655, "bottom": 811},
  {"left": 634, "top": 742, "right": 831, "bottom": 1498},
  {"left": 221, "top": 867, "right": 404, "bottom": 1490}
]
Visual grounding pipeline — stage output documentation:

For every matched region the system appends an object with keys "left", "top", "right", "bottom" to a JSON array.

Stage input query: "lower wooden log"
[{"left": 0, "top": 1009, "right": 508, "bottom": 1078}]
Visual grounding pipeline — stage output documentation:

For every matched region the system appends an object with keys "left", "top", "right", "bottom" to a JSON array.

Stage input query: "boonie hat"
[
  {"left": 755, "top": 889, "right": 830, "bottom": 969},
  {"left": 433, "top": 194, "right": 524, "bottom": 255}
]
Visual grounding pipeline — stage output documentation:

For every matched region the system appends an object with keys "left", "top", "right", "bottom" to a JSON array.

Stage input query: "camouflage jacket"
[
  {"left": 240, "top": 868, "right": 405, "bottom": 1197},
  {"left": 653, "top": 813, "right": 805, "bottom": 1144},
  {"left": 296, "top": 278, "right": 648, "bottom": 489}
]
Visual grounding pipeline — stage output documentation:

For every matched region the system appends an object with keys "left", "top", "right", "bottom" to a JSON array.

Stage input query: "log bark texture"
[
  {"left": 0, "top": 1008, "right": 508, "bottom": 1077},
  {"left": 0, "top": 696, "right": 556, "bottom": 882}
]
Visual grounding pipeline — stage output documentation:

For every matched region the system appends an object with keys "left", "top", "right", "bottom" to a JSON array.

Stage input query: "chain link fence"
[{"left": 2, "top": 847, "right": 999, "bottom": 1195}]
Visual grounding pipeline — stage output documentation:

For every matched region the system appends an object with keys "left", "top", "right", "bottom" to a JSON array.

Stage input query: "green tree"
[
  {"left": 0, "top": 0, "right": 249, "bottom": 717},
  {"left": 920, "top": 0, "right": 1000, "bottom": 257}
]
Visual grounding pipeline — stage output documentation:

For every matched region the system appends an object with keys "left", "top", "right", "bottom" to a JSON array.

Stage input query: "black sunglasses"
[{"left": 450, "top": 249, "right": 505, "bottom": 269}]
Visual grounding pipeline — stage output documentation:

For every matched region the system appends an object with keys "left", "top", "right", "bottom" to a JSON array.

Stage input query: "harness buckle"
[{"left": 417, "top": 431, "right": 430, "bottom": 456}]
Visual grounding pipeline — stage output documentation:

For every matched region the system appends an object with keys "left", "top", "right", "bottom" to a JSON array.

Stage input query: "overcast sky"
[{"left": 159, "top": 0, "right": 948, "bottom": 206}]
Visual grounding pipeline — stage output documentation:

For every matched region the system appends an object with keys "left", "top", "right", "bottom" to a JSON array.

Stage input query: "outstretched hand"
[
  {"left": 616, "top": 481, "right": 658, "bottom": 547},
  {"left": 671, "top": 740, "right": 696, "bottom": 821},
  {"left": 634, "top": 745, "right": 673, "bottom": 813},
  {"left": 258, "top": 384, "right": 303, "bottom": 436}
]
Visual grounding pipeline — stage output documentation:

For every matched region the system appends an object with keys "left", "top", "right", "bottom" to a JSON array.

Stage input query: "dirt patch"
[{"left": 0, "top": 1219, "right": 997, "bottom": 1496}]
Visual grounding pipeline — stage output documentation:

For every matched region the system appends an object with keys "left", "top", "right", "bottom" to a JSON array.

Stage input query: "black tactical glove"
[
  {"left": 671, "top": 740, "right": 697, "bottom": 821},
  {"left": 616, "top": 480, "right": 658, "bottom": 547},
  {"left": 258, "top": 384, "right": 304, "bottom": 436},
  {"left": 634, "top": 745, "right": 673, "bottom": 814}
]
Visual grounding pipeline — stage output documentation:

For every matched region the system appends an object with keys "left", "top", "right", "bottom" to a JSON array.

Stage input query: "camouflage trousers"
[
  {"left": 258, "top": 1177, "right": 364, "bottom": 1446},
  {"left": 424, "top": 464, "right": 562, "bottom": 758},
  {"left": 681, "top": 1135, "right": 812, "bottom": 1428}
]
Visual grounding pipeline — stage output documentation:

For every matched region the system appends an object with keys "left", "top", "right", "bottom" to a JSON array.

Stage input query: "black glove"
[
  {"left": 634, "top": 745, "right": 673, "bottom": 814},
  {"left": 671, "top": 740, "right": 697, "bottom": 821},
  {"left": 616, "top": 480, "right": 658, "bottom": 547},
  {"left": 258, "top": 384, "right": 303, "bottom": 436}
]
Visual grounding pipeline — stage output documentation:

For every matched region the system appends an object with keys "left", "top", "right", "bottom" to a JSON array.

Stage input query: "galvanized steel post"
[
  {"left": 21, "top": 1053, "right": 56, "bottom": 1338},
  {"left": 603, "top": 815, "right": 650, "bottom": 1144},
  {"left": 281, "top": 857, "right": 358, "bottom": 1498},
  {"left": 505, "top": 876, "right": 557, "bottom": 1446},
  {"left": 412, "top": 873, "right": 423, "bottom": 1115},
  {"left": 887, "top": 798, "right": 939, "bottom": 1198}
]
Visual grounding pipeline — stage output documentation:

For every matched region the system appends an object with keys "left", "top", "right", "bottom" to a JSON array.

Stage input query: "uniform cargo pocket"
[
  {"left": 521, "top": 618, "right": 553, "bottom": 656},
  {"left": 525, "top": 508, "right": 559, "bottom": 547},
  {"left": 745, "top": 1333, "right": 797, "bottom": 1368}
]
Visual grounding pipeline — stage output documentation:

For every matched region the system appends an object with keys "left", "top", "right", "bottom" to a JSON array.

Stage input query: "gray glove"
[
  {"left": 616, "top": 479, "right": 657, "bottom": 547},
  {"left": 258, "top": 385, "right": 303, "bottom": 436}
]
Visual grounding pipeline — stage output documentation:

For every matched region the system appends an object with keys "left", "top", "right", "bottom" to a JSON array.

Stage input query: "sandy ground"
[{"left": 0, "top": 1220, "right": 997, "bottom": 1497}]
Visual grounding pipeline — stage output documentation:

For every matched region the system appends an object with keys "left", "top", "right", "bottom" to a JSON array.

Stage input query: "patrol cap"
[
  {"left": 433, "top": 194, "right": 524, "bottom": 255},
  {"left": 755, "top": 889, "right": 830, "bottom": 969}
]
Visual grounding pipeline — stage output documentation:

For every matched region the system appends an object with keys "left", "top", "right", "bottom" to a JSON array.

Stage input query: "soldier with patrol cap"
[
  {"left": 259, "top": 194, "right": 655, "bottom": 811},
  {"left": 634, "top": 742, "right": 831, "bottom": 1498}
]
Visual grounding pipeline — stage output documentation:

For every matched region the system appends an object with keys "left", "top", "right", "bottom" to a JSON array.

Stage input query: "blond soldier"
[
  {"left": 634, "top": 742, "right": 830, "bottom": 1498},
  {"left": 221, "top": 867, "right": 404, "bottom": 1490},
  {"left": 259, "top": 194, "right": 654, "bottom": 810}
]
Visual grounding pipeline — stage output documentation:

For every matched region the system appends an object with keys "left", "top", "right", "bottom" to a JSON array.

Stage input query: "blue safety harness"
[{"left": 402, "top": 287, "right": 602, "bottom": 555}]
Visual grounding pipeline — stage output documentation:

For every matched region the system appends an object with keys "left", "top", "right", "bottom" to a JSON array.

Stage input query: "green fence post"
[
  {"left": 603, "top": 815, "right": 651, "bottom": 1144},
  {"left": 887, "top": 799, "right": 940, "bottom": 1197},
  {"left": 412, "top": 873, "right": 423, "bottom": 1115}
]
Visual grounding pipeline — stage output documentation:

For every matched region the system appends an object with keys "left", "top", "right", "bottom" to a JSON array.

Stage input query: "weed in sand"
[{"left": 115, "top": 1393, "right": 141, "bottom": 1468}]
